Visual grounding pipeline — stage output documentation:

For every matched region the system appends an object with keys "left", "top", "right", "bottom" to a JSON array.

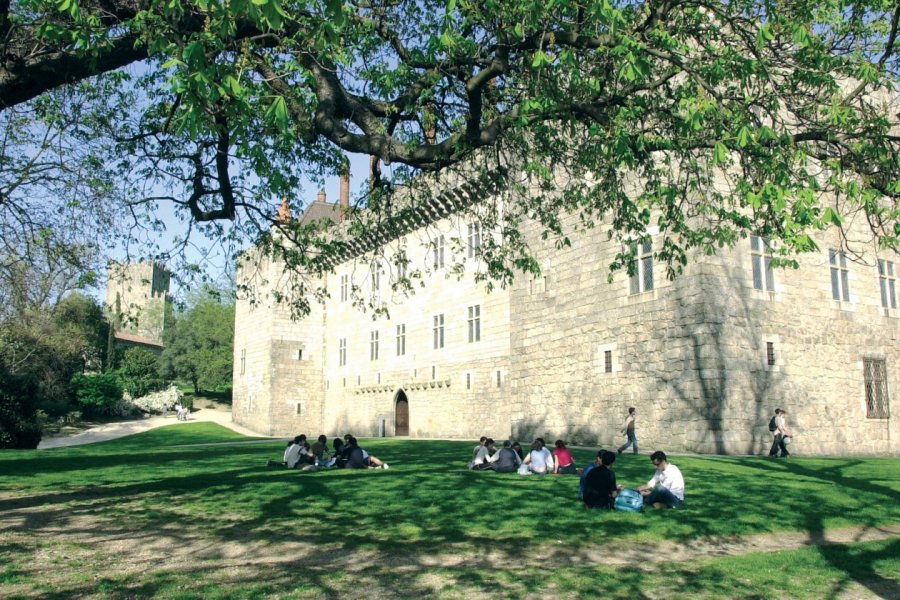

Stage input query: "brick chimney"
[
  {"left": 339, "top": 163, "right": 350, "bottom": 221},
  {"left": 317, "top": 189, "right": 326, "bottom": 203},
  {"left": 276, "top": 196, "right": 292, "bottom": 222}
]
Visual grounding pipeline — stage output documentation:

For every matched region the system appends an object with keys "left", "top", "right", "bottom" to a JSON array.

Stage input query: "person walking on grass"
[{"left": 617, "top": 407, "right": 638, "bottom": 455}]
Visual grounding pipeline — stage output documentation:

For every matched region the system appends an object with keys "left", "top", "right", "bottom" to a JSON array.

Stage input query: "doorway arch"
[{"left": 394, "top": 390, "right": 409, "bottom": 436}]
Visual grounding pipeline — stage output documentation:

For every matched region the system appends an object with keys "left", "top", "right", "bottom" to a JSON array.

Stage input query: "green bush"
[
  {"left": 119, "top": 347, "right": 164, "bottom": 398},
  {"left": 0, "top": 368, "right": 42, "bottom": 449},
  {"left": 70, "top": 372, "right": 124, "bottom": 417}
]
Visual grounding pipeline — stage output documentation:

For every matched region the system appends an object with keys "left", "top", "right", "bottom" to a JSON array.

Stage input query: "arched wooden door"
[{"left": 395, "top": 391, "right": 409, "bottom": 436}]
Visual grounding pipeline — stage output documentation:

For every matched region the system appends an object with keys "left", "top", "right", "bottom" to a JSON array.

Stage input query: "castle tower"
[{"left": 105, "top": 261, "right": 171, "bottom": 349}]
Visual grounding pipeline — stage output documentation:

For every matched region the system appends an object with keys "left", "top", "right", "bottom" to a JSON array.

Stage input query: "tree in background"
[
  {"left": 119, "top": 347, "right": 165, "bottom": 399},
  {"left": 160, "top": 288, "right": 234, "bottom": 395},
  {"left": 0, "top": 362, "right": 42, "bottom": 449}
]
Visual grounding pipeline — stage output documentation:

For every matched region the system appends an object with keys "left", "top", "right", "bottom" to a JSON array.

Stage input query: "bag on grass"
[{"left": 614, "top": 488, "right": 644, "bottom": 512}]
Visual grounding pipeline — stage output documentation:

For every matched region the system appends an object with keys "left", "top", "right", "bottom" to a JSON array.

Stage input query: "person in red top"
[{"left": 552, "top": 439, "right": 577, "bottom": 474}]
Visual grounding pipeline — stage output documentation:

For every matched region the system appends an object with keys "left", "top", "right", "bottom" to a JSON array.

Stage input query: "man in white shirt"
[{"left": 637, "top": 451, "right": 685, "bottom": 509}]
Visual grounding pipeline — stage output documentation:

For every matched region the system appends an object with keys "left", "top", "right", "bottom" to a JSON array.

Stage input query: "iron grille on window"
[
  {"left": 604, "top": 350, "right": 612, "bottom": 373},
  {"left": 766, "top": 342, "right": 775, "bottom": 366},
  {"left": 863, "top": 358, "right": 890, "bottom": 419}
]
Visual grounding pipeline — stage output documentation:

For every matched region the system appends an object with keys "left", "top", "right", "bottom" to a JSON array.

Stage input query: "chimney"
[
  {"left": 276, "top": 196, "right": 292, "bottom": 222},
  {"left": 339, "top": 163, "right": 350, "bottom": 221},
  {"left": 317, "top": 189, "right": 326, "bottom": 203}
]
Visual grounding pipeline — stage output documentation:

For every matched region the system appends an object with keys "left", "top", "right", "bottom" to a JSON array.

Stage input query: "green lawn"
[{"left": 1, "top": 424, "right": 898, "bottom": 599}]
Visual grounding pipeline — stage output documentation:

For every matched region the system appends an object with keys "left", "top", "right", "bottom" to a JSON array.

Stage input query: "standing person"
[
  {"left": 777, "top": 410, "right": 793, "bottom": 458},
  {"left": 617, "top": 407, "right": 638, "bottom": 455},
  {"left": 583, "top": 451, "right": 622, "bottom": 509},
  {"left": 768, "top": 408, "right": 783, "bottom": 457},
  {"left": 637, "top": 451, "right": 685, "bottom": 509}
]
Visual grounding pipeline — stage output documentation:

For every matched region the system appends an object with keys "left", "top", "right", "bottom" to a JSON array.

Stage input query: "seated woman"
[
  {"left": 522, "top": 439, "right": 553, "bottom": 474},
  {"left": 552, "top": 439, "right": 577, "bottom": 474},
  {"left": 583, "top": 451, "right": 621, "bottom": 509}
]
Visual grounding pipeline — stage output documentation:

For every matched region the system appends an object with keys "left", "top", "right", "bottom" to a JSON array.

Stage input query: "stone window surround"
[{"left": 596, "top": 342, "right": 619, "bottom": 374}]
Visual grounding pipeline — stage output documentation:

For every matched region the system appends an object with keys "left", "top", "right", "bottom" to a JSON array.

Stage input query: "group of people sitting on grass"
[
  {"left": 468, "top": 437, "right": 578, "bottom": 474},
  {"left": 269, "top": 433, "right": 389, "bottom": 471},
  {"left": 578, "top": 449, "right": 685, "bottom": 511}
]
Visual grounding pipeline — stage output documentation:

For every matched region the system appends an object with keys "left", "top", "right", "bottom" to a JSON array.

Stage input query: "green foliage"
[
  {"left": 119, "top": 347, "right": 165, "bottom": 398},
  {"left": 0, "top": 294, "right": 111, "bottom": 416},
  {"left": 160, "top": 287, "right": 234, "bottom": 394},
  {"left": 69, "top": 372, "right": 124, "bottom": 417},
  {"left": 0, "top": 366, "right": 42, "bottom": 449}
]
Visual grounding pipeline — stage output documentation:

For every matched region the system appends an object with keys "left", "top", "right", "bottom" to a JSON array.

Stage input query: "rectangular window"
[
  {"left": 751, "top": 235, "right": 775, "bottom": 291},
  {"left": 766, "top": 342, "right": 775, "bottom": 366},
  {"left": 468, "top": 222, "right": 481, "bottom": 258},
  {"left": 467, "top": 305, "right": 481, "bottom": 342},
  {"left": 396, "top": 324, "right": 406, "bottom": 356},
  {"left": 879, "top": 259, "right": 897, "bottom": 309},
  {"left": 340, "top": 274, "right": 349, "bottom": 302},
  {"left": 496, "top": 370, "right": 502, "bottom": 388},
  {"left": 338, "top": 338, "right": 347, "bottom": 366},
  {"left": 240, "top": 349, "right": 246, "bottom": 375},
  {"left": 432, "top": 366, "right": 436, "bottom": 380},
  {"left": 297, "top": 349, "right": 303, "bottom": 360},
  {"left": 397, "top": 253, "right": 408, "bottom": 281},
  {"left": 371, "top": 263, "right": 380, "bottom": 293},
  {"left": 295, "top": 402, "right": 302, "bottom": 416},
  {"left": 370, "top": 331, "right": 379, "bottom": 361},
  {"left": 604, "top": 350, "right": 612, "bottom": 373},
  {"left": 829, "top": 249, "right": 850, "bottom": 301},
  {"left": 466, "top": 373, "right": 471, "bottom": 389},
  {"left": 433, "top": 235, "right": 445, "bottom": 269},
  {"left": 433, "top": 313, "right": 444, "bottom": 349},
  {"left": 863, "top": 358, "right": 890, "bottom": 419},
  {"left": 629, "top": 238, "right": 654, "bottom": 294}
]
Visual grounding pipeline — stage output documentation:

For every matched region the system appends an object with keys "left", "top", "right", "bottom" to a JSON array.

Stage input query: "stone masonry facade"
[{"left": 233, "top": 200, "right": 899, "bottom": 456}]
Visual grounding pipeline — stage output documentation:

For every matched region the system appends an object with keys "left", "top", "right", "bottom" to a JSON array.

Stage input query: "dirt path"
[{"left": 37, "top": 408, "right": 274, "bottom": 449}]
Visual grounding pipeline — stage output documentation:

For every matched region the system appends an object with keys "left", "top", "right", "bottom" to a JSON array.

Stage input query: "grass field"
[{"left": 1, "top": 424, "right": 899, "bottom": 599}]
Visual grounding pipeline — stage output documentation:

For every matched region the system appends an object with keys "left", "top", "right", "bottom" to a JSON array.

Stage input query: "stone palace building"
[{"left": 233, "top": 174, "right": 898, "bottom": 456}]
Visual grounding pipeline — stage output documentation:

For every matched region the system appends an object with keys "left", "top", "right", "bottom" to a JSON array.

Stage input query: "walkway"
[{"left": 37, "top": 408, "right": 274, "bottom": 449}]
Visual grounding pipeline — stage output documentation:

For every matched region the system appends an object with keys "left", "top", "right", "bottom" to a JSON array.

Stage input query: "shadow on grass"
[{"left": 1, "top": 433, "right": 899, "bottom": 598}]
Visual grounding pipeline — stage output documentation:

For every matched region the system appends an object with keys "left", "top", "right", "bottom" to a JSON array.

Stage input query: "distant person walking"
[
  {"left": 617, "top": 407, "right": 638, "bottom": 455},
  {"left": 767, "top": 408, "right": 783, "bottom": 457}
]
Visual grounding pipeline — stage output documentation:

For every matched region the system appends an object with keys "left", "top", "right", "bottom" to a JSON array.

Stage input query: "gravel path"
[{"left": 37, "top": 408, "right": 274, "bottom": 449}]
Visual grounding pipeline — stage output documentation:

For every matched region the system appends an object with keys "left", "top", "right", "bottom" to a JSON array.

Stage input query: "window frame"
[{"left": 629, "top": 238, "right": 654, "bottom": 295}]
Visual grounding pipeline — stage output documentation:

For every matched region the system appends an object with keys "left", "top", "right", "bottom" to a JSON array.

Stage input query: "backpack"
[
  {"left": 768, "top": 416, "right": 778, "bottom": 432},
  {"left": 614, "top": 488, "right": 644, "bottom": 512}
]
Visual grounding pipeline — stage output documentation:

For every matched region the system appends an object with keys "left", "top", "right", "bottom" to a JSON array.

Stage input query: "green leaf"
[
  {"left": 737, "top": 126, "right": 752, "bottom": 148},
  {"left": 714, "top": 142, "right": 728, "bottom": 164}
]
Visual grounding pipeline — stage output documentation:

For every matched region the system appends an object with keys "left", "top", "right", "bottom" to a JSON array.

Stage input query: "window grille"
[
  {"left": 604, "top": 350, "right": 612, "bottom": 373},
  {"left": 766, "top": 342, "right": 775, "bottom": 366},
  {"left": 863, "top": 358, "right": 890, "bottom": 419}
]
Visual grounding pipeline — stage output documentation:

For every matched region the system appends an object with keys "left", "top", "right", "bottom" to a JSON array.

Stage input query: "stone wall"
[{"left": 233, "top": 204, "right": 898, "bottom": 455}]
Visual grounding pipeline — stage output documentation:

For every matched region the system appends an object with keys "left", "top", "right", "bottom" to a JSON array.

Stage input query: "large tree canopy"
[{"left": 2, "top": 0, "right": 899, "bottom": 312}]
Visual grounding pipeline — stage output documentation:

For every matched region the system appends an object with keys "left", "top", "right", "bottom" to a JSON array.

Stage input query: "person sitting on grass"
[
  {"left": 473, "top": 436, "right": 488, "bottom": 460},
  {"left": 274, "top": 435, "right": 307, "bottom": 468},
  {"left": 332, "top": 438, "right": 350, "bottom": 468},
  {"left": 469, "top": 438, "right": 496, "bottom": 469},
  {"left": 582, "top": 451, "right": 622, "bottom": 509},
  {"left": 345, "top": 436, "right": 389, "bottom": 469},
  {"left": 637, "top": 451, "right": 685, "bottom": 509},
  {"left": 578, "top": 448, "right": 605, "bottom": 500},
  {"left": 489, "top": 440, "right": 522, "bottom": 473},
  {"left": 511, "top": 441, "right": 524, "bottom": 461},
  {"left": 552, "top": 439, "right": 577, "bottom": 474},
  {"left": 522, "top": 439, "right": 554, "bottom": 474}
]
